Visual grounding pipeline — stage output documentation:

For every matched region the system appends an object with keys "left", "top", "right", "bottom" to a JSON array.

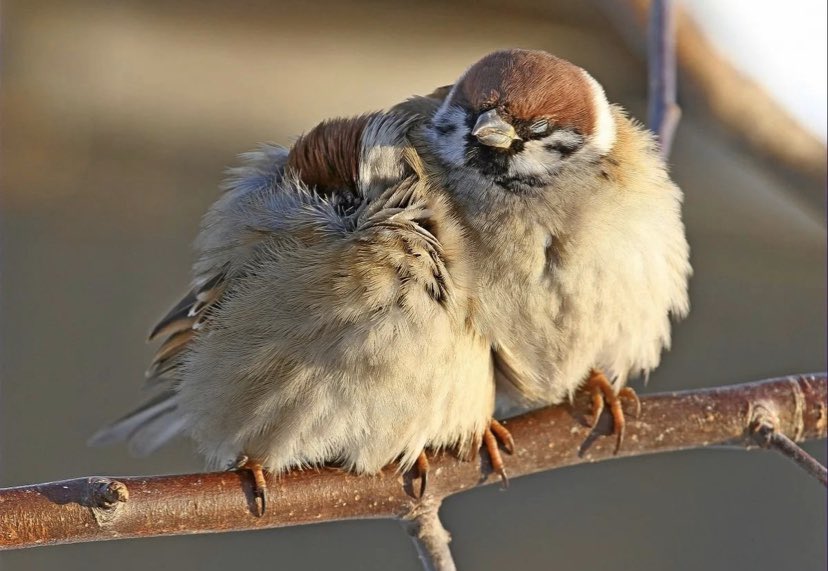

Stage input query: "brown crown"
[
  {"left": 287, "top": 114, "right": 377, "bottom": 193},
  {"left": 454, "top": 49, "right": 596, "bottom": 136}
]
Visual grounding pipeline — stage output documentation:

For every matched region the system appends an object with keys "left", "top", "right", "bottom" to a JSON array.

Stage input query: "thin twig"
[
  {"left": 401, "top": 497, "right": 456, "bottom": 571},
  {"left": 750, "top": 402, "right": 828, "bottom": 486},
  {"left": 647, "top": 0, "right": 681, "bottom": 157},
  {"left": 0, "top": 374, "right": 825, "bottom": 551},
  {"left": 621, "top": 0, "right": 826, "bottom": 180}
]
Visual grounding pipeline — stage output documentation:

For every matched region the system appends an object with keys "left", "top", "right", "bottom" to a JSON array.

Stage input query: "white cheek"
[
  {"left": 507, "top": 131, "right": 584, "bottom": 179},
  {"left": 581, "top": 69, "right": 616, "bottom": 154},
  {"left": 426, "top": 105, "right": 469, "bottom": 168},
  {"left": 508, "top": 142, "right": 553, "bottom": 178},
  {"left": 546, "top": 129, "right": 584, "bottom": 149}
]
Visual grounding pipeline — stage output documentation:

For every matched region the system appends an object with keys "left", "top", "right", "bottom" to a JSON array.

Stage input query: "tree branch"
[
  {"left": 401, "top": 497, "right": 456, "bottom": 571},
  {"left": 1, "top": 374, "right": 825, "bottom": 551},
  {"left": 750, "top": 402, "right": 828, "bottom": 486}
]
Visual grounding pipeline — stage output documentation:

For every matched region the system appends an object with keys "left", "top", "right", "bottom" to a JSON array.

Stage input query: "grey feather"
[{"left": 88, "top": 390, "right": 180, "bottom": 448}]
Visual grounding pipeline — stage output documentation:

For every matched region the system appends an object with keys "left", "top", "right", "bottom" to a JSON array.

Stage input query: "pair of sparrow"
[{"left": 91, "top": 49, "right": 691, "bottom": 512}]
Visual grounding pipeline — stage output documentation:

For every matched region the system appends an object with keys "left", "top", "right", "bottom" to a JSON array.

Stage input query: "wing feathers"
[{"left": 148, "top": 291, "right": 197, "bottom": 341}]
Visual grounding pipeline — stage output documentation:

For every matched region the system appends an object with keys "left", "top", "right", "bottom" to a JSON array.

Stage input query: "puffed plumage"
[
  {"left": 412, "top": 49, "right": 691, "bottom": 410},
  {"left": 91, "top": 111, "right": 495, "bottom": 474}
]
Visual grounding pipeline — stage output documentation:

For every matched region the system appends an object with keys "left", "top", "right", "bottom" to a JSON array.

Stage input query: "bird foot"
[
  {"left": 228, "top": 454, "right": 268, "bottom": 516},
  {"left": 482, "top": 419, "right": 515, "bottom": 488},
  {"left": 584, "top": 369, "right": 641, "bottom": 454},
  {"left": 413, "top": 418, "right": 515, "bottom": 498}
]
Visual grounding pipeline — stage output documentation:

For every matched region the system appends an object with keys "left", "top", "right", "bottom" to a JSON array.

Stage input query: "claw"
[
  {"left": 416, "top": 451, "right": 430, "bottom": 499},
  {"left": 483, "top": 425, "right": 510, "bottom": 488},
  {"left": 489, "top": 419, "right": 515, "bottom": 454},
  {"left": 253, "top": 486, "right": 266, "bottom": 517},
  {"left": 231, "top": 454, "right": 268, "bottom": 517},
  {"left": 585, "top": 370, "right": 640, "bottom": 454},
  {"left": 588, "top": 383, "right": 606, "bottom": 429},
  {"left": 249, "top": 463, "right": 267, "bottom": 516},
  {"left": 619, "top": 386, "right": 642, "bottom": 418}
]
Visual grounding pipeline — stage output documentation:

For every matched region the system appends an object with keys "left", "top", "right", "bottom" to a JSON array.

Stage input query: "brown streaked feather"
[
  {"left": 148, "top": 270, "right": 226, "bottom": 341},
  {"left": 146, "top": 261, "right": 233, "bottom": 384},
  {"left": 148, "top": 316, "right": 196, "bottom": 342},
  {"left": 151, "top": 329, "right": 195, "bottom": 367},
  {"left": 190, "top": 285, "right": 224, "bottom": 317},
  {"left": 194, "top": 270, "right": 226, "bottom": 295},
  {"left": 455, "top": 49, "right": 596, "bottom": 135},
  {"left": 148, "top": 291, "right": 197, "bottom": 341},
  {"left": 146, "top": 111, "right": 413, "bottom": 383},
  {"left": 286, "top": 114, "right": 377, "bottom": 194}
]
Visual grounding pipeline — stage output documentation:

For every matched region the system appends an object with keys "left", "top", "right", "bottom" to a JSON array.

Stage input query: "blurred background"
[{"left": 1, "top": 1, "right": 825, "bottom": 570}]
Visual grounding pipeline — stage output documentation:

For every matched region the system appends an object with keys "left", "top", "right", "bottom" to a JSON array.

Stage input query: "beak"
[{"left": 472, "top": 109, "right": 520, "bottom": 148}]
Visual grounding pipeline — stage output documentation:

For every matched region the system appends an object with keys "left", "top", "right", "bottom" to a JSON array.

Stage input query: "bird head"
[{"left": 425, "top": 49, "right": 617, "bottom": 193}]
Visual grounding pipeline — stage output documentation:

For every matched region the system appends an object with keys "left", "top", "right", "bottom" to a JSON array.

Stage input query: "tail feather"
[
  {"left": 128, "top": 413, "right": 189, "bottom": 457},
  {"left": 88, "top": 390, "right": 184, "bottom": 454}
]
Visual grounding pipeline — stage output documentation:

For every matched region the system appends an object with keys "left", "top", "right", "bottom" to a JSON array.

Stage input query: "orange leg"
[
  {"left": 408, "top": 418, "right": 516, "bottom": 499},
  {"left": 585, "top": 370, "right": 641, "bottom": 454},
  {"left": 230, "top": 454, "right": 268, "bottom": 516},
  {"left": 483, "top": 419, "right": 515, "bottom": 487},
  {"left": 415, "top": 451, "right": 430, "bottom": 499},
  {"left": 489, "top": 419, "right": 515, "bottom": 454}
]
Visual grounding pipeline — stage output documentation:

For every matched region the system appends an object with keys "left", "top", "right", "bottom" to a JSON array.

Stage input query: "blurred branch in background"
[
  {"left": 1, "top": 375, "right": 826, "bottom": 557},
  {"left": 647, "top": 0, "right": 681, "bottom": 157},
  {"left": 615, "top": 0, "right": 827, "bottom": 180}
]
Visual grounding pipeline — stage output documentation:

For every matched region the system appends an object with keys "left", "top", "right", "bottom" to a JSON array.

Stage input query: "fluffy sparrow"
[
  {"left": 90, "top": 111, "right": 506, "bottom": 512},
  {"left": 413, "top": 49, "right": 691, "bottom": 449}
]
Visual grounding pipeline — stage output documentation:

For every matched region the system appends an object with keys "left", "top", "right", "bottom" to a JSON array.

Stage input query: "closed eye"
[{"left": 529, "top": 120, "right": 549, "bottom": 135}]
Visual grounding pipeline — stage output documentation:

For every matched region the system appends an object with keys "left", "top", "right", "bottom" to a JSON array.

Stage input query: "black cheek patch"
[
  {"left": 465, "top": 135, "right": 513, "bottom": 178},
  {"left": 543, "top": 142, "right": 582, "bottom": 158},
  {"left": 494, "top": 174, "right": 550, "bottom": 192}
]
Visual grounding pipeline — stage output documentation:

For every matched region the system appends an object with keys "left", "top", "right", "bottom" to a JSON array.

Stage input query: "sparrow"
[
  {"left": 90, "top": 110, "right": 510, "bottom": 513},
  {"left": 410, "top": 49, "right": 692, "bottom": 450}
]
